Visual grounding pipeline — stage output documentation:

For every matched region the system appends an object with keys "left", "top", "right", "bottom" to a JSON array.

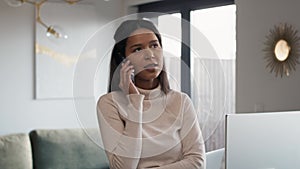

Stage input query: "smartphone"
[{"left": 118, "top": 56, "right": 135, "bottom": 83}]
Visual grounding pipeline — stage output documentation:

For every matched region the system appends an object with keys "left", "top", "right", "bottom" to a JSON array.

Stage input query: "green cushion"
[
  {"left": 0, "top": 133, "right": 33, "bottom": 169},
  {"left": 30, "top": 128, "right": 109, "bottom": 169}
]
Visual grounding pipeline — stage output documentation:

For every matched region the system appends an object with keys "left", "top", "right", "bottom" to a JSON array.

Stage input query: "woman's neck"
[{"left": 135, "top": 78, "right": 159, "bottom": 90}]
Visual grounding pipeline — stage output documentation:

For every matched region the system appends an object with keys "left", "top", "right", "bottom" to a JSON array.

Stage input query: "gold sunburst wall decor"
[{"left": 263, "top": 23, "right": 300, "bottom": 77}]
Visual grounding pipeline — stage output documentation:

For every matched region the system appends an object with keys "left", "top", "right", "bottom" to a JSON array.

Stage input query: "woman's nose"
[{"left": 143, "top": 48, "right": 154, "bottom": 60}]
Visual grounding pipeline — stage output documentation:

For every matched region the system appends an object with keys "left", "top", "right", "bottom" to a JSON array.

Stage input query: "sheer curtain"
[{"left": 191, "top": 5, "right": 236, "bottom": 151}]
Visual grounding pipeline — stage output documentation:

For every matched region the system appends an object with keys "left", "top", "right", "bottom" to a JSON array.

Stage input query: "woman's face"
[{"left": 125, "top": 28, "right": 163, "bottom": 82}]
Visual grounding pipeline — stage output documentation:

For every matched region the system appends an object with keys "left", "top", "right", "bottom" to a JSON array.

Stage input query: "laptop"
[
  {"left": 206, "top": 148, "right": 225, "bottom": 169},
  {"left": 225, "top": 111, "right": 300, "bottom": 169}
]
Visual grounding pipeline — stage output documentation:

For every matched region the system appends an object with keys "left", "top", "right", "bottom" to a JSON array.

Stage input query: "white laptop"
[
  {"left": 206, "top": 148, "right": 225, "bottom": 169},
  {"left": 225, "top": 111, "right": 300, "bottom": 169}
]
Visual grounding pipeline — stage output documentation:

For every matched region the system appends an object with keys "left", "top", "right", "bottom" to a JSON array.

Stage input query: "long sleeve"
[
  {"left": 153, "top": 94, "right": 206, "bottom": 169},
  {"left": 97, "top": 93, "right": 145, "bottom": 169},
  {"left": 97, "top": 89, "right": 206, "bottom": 169}
]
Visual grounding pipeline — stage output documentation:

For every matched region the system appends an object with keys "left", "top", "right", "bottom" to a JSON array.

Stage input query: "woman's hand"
[{"left": 119, "top": 59, "right": 139, "bottom": 95}]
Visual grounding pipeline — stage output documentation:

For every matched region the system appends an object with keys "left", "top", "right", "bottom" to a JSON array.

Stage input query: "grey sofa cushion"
[
  {"left": 30, "top": 128, "right": 109, "bottom": 169},
  {"left": 0, "top": 133, "right": 33, "bottom": 169}
]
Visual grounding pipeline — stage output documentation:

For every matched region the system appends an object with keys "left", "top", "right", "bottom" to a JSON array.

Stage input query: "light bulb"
[
  {"left": 5, "top": 0, "right": 24, "bottom": 7},
  {"left": 46, "top": 25, "right": 68, "bottom": 40},
  {"left": 274, "top": 39, "right": 290, "bottom": 62}
]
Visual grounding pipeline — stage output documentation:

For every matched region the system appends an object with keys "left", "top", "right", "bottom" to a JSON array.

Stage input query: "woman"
[{"left": 97, "top": 19, "right": 205, "bottom": 169}]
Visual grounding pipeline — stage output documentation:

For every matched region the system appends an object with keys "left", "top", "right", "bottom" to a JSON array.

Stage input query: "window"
[
  {"left": 190, "top": 5, "right": 236, "bottom": 150},
  {"left": 139, "top": 0, "right": 235, "bottom": 151},
  {"left": 158, "top": 13, "right": 182, "bottom": 91}
]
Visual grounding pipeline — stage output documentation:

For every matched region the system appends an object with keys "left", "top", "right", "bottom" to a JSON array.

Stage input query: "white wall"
[
  {"left": 0, "top": 0, "right": 123, "bottom": 135},
  {"left": 236, "top": 0, "right": 300, "bottom": 113},
  {"left": 2, "top": 0, "right": 300, "bottom": 135}
]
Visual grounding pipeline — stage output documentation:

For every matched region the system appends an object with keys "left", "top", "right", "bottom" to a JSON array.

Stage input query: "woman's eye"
[
  {"left": 133, "top": 47, "right": 142, "bottom": 52},
  {"left": 151, "top": 43, "right": 160, "bottom": 48}
]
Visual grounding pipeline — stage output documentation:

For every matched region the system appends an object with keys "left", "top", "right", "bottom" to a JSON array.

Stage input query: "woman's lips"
[{"left": 144, "top": 63, "right": 159, "bottom": 69}]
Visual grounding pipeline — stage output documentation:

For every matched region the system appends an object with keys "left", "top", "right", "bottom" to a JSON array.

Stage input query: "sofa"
[
  {"left": 0, "top": 128, "right": 109, "bottom": 169},
  {"left": 0, "top": 128, "right": 226, "bottom": 169}
]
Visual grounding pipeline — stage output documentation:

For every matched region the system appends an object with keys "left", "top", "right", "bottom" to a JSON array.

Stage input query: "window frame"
[{"left": 138, "top": 0, "right": 234, "bottom": 96}]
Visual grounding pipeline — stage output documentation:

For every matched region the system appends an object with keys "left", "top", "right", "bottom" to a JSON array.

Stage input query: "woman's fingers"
[{"left": 119, "top": 60, "right": 134, "bottom": 93}]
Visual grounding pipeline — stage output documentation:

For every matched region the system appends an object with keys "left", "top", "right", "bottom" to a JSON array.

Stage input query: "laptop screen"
[{"left": 225, "top": 111, "right": 300, "bottom": 169}]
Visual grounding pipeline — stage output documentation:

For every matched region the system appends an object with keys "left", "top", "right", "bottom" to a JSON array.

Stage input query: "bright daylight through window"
[{"left": 157, "top": 4, "right": 236, "bottom": 151}]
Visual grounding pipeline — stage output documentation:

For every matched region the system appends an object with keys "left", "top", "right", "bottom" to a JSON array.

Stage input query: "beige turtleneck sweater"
[{"left": 97, "top": 85, "right": 206, "bottom": 169}]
